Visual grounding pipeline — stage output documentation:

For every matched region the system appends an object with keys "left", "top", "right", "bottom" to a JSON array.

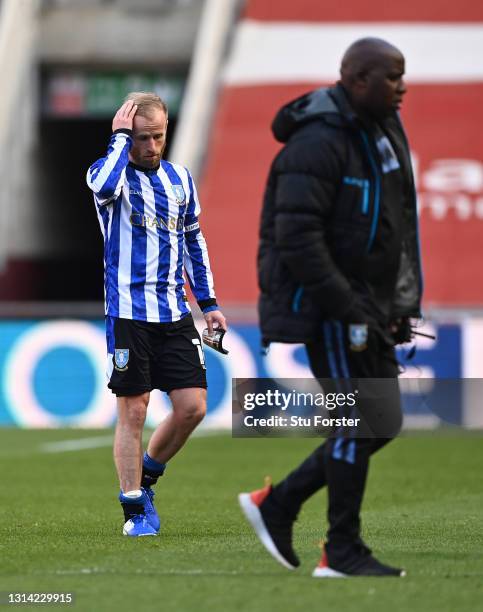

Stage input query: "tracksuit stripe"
[
  {"left": 324, "top": 322, "right": 347, "bottom": 461},
  {"left": 334, "top": 321, "right": 351, "bottom": 379},
  {"left": 345, "top": 440, "right": 356, "bottom": 464},
  {"left": 332, "top": 438, "right": 345, "bottom": 460},
  {"left": 327, "top": 321, "right": 357, "bottom": 465}
]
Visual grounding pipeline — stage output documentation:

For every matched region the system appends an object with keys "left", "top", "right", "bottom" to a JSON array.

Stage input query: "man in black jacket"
[{"left": 239, "top": 38, "right": 423, "bottom": 577}]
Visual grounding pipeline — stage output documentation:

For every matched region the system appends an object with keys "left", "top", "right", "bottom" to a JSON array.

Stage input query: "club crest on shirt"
[
  {"left": 349, "top": 324, "right": 368, "bottom": 352},
  {"left": 172, "top": 185, "right": 186, "bottom": 205},
  {"left": 376, "top": 136, "right": 400, "bottom": 174},
  {"left": 114, "top": 349, "right": 129, "bottom": 371}
]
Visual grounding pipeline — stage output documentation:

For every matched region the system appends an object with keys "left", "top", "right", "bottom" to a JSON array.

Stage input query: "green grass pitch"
[{"left": 0, "top": 429, "right": 482, "bottom": 611}]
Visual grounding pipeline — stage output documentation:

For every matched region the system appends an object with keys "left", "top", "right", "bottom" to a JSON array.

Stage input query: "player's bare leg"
[
  {"left": 114, "top": 392, "right": 157, "bottom": 536},
  {"left": 114, "top": 392, "right": 149, "bottom": 492},
  {"left": 146, "top": 387, "right": 206, "bottom": 464}
]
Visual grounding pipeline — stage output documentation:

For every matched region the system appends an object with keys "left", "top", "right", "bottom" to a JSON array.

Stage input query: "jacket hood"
[{"left": 271, "top": 83, "right": 358, "bottom": 143}]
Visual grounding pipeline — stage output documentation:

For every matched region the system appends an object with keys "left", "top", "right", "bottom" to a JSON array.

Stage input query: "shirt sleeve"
[
  {"left": 86, "top": 130, "right": 132, "bottom": 206},
  {"left": 183, "top": 172, "right": 218, "bottom": 311}
]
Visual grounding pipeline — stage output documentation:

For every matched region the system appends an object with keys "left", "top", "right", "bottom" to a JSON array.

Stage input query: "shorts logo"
[
  {"left": 172, "top": 185, "right": 186, "bottom": 205},
  {"left": 349, "top": 324, "right": 368, "bottom": 352},
  {"left": 114, "top": 348, "right": 129, "bottom": 371}
]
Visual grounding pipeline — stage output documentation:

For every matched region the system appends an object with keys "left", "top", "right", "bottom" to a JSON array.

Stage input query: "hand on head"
[{"left": 112, "top": 100, "right": 138, "bottom": 132}]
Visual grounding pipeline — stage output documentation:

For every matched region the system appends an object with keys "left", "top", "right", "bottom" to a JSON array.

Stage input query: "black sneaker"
[
  {"left": 238, "top": 479, "right": 300, "bottom": 570},
  {"left": 313, "top": 543, "right": 406, "bottom": 577}
]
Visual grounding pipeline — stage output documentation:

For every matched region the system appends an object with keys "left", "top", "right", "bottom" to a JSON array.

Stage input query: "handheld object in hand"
[{"left": 202, "top": 328, "right": 229, "bottom": 355}]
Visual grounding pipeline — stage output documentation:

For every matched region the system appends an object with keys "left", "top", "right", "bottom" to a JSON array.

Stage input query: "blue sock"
[{"left": 141, "top": 452, "right": 166, "bottom": 488}]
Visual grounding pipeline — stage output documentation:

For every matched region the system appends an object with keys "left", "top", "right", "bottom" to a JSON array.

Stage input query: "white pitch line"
[
  {"left": 51, "top": 568, "right": 244, "bottom": 576},
  {"left": 42, "top": 567, "right": 483, "bottom": 578},
  {"left": 40, "top": 435, "right": 114, "bottom": 453},
  {"left": 39, "top": 428, "right": 227, "bottom": 454}
]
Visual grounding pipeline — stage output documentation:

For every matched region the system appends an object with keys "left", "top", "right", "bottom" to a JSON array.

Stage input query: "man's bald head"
[
  {"left": 341, "top": 38, "right": 403, "bottom": 84},
  {"left": 339, "top": 38, "right": 407, "bottom": 120}
]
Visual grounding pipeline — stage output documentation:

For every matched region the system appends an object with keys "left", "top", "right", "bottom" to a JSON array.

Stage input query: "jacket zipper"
[{"left": 361, "top": 180, "right": 369, "bottom": 214}]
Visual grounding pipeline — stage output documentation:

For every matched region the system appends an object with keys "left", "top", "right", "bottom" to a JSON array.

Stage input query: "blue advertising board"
[{"left": 0, "top": 318, "right": 476, "bottom": 428}]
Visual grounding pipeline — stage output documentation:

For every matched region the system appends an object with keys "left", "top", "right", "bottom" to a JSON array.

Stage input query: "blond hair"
[{"left": 124, "top": 91, "right": 168, "bottom": 118}]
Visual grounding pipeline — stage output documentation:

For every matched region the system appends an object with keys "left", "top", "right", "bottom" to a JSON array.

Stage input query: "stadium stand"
[{"left": 197, "top": 0, "right": 483, "bottom": 308}]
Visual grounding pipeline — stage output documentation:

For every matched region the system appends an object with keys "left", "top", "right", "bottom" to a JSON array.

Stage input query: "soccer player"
[
  {"left": 240, "top": 39, "right": 422, "bottom": 576},
  {"left": 86, "top": 92, "right": 226, "bottom": 537}
]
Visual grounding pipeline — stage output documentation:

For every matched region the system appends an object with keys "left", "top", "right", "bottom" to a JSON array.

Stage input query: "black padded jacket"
[{"left": 258, "top": 83, "right": 423, "bottom": 346}]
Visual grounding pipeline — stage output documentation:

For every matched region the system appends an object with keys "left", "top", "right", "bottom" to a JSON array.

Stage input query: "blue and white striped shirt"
[{"left": 86, "top": 130, "right": 217, "bottom": 323}]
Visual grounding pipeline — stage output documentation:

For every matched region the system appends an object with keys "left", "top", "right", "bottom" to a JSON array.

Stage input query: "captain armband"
[{"left": 184, "top": 222, "right": 200, "bottom": 233}]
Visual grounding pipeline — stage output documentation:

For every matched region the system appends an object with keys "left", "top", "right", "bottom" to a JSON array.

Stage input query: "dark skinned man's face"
[{"left": 355, "top": 51, "right": 407, "bottom": 119}]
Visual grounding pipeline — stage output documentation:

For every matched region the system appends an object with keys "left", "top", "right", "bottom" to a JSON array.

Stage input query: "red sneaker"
[{"left": 238, "top": 478, "right": 300, "bottom": 570}]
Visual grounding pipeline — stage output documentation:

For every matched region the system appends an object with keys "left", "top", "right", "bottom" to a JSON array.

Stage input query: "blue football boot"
[
  {"left": 142, "top": 487, "right": 161, "bottom": 532},
  {"left": 122, "top": 514, "right": 158, "bottom": 537}
]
